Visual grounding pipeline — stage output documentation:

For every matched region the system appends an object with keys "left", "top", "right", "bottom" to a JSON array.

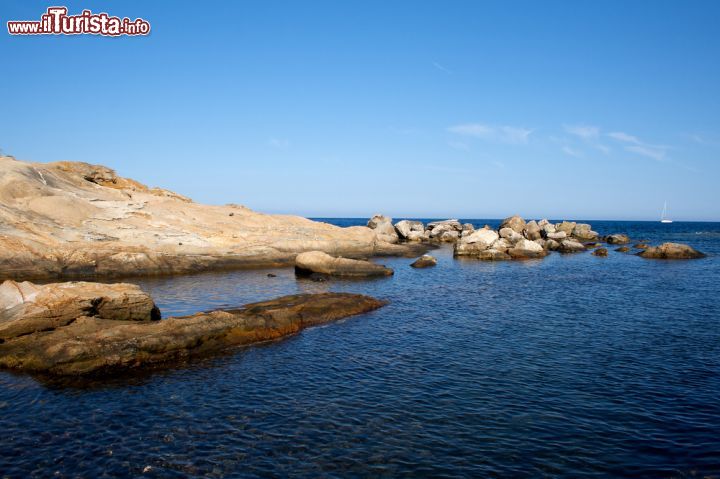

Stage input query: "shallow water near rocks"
[{"left": 1, "top": 220, "right": 719, "bottom": 478}]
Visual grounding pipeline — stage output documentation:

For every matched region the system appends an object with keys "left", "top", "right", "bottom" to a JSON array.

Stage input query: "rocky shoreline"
[{"left": 0, "top": 156, "right": 426, "bottom": 281}]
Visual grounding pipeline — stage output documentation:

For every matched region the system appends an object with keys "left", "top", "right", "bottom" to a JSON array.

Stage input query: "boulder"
[
  {"left": 295, "top": 251, "right": 393, "bottom": 277},
  {"left": 471, "top": 249, "right": 511, "bottom": 261},
  {"left": 439, "top": 230, "right": 460, "bottom": 242},
  {"left": 558, "top": 239, "right": 586, "bottom": 253},
  {"left": 542, "top": 223, "right": 557, "bottom": 235},
  {"left": 523, "top": 220, "right": 542, "bottom": 240},
  {"left": 426, "top": 219, "right": 462, "bottom": 231},
  {"left": 638, "top": 243, "right": 706, "bottom": 260},
  {"left": 546, "top": 231, "right": 567, "bottom": 240},
  {"left": 461, "top": 229, "right": 499, "bottom": 248},
  {"left": 545, "top": 239, "right": 560, "bottom": 251},
  {"left": 615, "top": 246, "right": 630, "bottom": 253},
  {"left": 556, "top": 221, "right": 577, "bottom": 235},
  {"left": 394, "top": 220, "right": 424, "bottom": 239},
  {"left": 0, "top": 288, "right": 386, "bottom": 376},
  {"left": 490, "top": 238, "right": 512, "bottom": 252},
  {"left": 499, "top": 227, "right": 523, "bottom": 243},
  {"left": 407, "top": 231, "right": 425, "bottom": 242},
  {"left": 410, "top": 255, "right": 437, "bottom": 268},
  {"left": 572, "top": 224, "right": 599, "bottom": 240},
  {"left": 538, "top": 219, "right": 550, "bottom": 227},
  {"left": 507, "top": 239, "right": 547, "bottom": 259},
  {"left": 0, "top": 280, "right": 159, "bottom": 341},
  {"left": 367, "top": 217, "right": 399, "bottom": 244},
  {"left": 592, "top": 247, "right": 608, "bottom": 257},
  {"left": 605, "top": 234, "right": 631, "bottom": 245},
  {"left": 367, "top": 214, "right": 392, "bottom": 229},
  {"left": 499, "top": 215, "right": 526, "bottom": 234},
  {"left": 461, "top": 223, "right": 475, "bottom": 236}
]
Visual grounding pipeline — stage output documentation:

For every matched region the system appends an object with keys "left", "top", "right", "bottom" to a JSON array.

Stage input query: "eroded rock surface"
[
  {"left": 0, "top": 282, "right": 387, "bottom": 376},
  {"left": 0, "top": 157, "right": 412, "bottom": 281}
]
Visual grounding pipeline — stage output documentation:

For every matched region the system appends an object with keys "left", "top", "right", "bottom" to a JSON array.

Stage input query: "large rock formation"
[
  {"left": 638, "top": 243, "right": 706, "bottom": 259},
  {"left": 0, "top": 282, "right": 387, "bottom": 376},
  {"left": 294, "top": 251, "right": 393, "bottom": 277},
  {"left": 0, "top": 280, "right": 159, "bottom": 341},
  {"left": 0, "top": 157, "right": 413, "bottom": 280}
]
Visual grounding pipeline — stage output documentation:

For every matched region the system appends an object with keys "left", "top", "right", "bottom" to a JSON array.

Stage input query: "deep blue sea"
[{"left": 1, "top": 220, "right": 719, "bottom": 478}]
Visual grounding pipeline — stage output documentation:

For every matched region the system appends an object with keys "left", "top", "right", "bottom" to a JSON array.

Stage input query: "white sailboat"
[{"left": 660, "top": 201, "right": 673, "bottom": 223}]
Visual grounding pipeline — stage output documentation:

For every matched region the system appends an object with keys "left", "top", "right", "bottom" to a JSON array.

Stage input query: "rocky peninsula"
[{"left": 0, "top": 156, "right": 422, "bottom": 281}]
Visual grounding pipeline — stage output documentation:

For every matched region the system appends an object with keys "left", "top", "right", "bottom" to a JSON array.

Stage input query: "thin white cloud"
[
  {"left": 562, "top": 146, "right": 583, "bottom": 158},
  {"left": 564, "top": 124, "right": 599, "bottom": 140},
  {"left": 625, "top": 145, "right": 666, "bottom": 161},
  {"left": 447, "top": 123, "right": 533, "bottom": 144},
  {"left": 432, "top": 62, "right": 452, "bottom": 74},
  {"left": 608, "top": 131, "right": 642, "bottom": 145},
  {"left": 607, "top": 131, "right": 667, "bottom": 161}
]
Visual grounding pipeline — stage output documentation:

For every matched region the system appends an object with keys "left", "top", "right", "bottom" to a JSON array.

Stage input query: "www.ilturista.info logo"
[{"left": 7, "top": 6, "right": 150, "bottom": 36}]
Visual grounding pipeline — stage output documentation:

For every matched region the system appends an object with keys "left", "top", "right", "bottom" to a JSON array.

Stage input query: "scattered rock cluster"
[{"left": 367, "top": 214, "right": 706, "bottom": 262}]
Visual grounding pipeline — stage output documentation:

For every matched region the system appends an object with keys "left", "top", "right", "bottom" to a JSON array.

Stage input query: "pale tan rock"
[
  {"left": 0, "top": 280, "right": 159, "bottom": 341},
  {"left": 294, "top": 251, "right": 393, "bottom": 277},
  {"left": 0, "top": 157, "right": 417, "bottom": 280}
]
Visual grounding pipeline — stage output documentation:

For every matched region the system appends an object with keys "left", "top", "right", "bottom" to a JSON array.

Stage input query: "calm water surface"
[{"left": 1, "top": 220, "right": 719, "bottom": 478}]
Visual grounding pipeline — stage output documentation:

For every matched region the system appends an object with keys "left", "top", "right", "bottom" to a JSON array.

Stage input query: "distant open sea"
[{"left": 1, "top": 219, "right": 719, "bottom": 478}]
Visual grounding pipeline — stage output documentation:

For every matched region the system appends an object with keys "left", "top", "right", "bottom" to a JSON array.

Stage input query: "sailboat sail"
[{"left": 660, "top": 201, "right": 672, "bottom": 223}]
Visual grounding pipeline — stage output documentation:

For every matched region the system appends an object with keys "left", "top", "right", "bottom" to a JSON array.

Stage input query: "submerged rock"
[
  {"left": 634, "top": 243, "right": 649, "bottom": 249},
  {"left": 638, "top": 243, "right": 706, "bottom": 260},
  {"left": 294, "top": 251, "right": 393, "bottom": 277},
  {"left": 592, "top": 247, "right": 608, "bottom": 257},
  {"left": 410, "top": 255, "right": 437, "bottom": 268},
  {"left": 615, "top": 246, "right": 631, "bottom": 253},
  {"left": 0, "top": 285, "right": 386, "bottom": 376}
]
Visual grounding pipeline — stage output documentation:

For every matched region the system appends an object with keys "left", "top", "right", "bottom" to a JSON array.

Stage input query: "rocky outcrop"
[
  {"left": 294, "top": 251, "right": 393, "bottom": 277},
  {"left": 638, "top": 243, "right": 706, "bottom": 260},
  {"left": 410, "top": 255, "right": 437, "bottom": 268},
  {"left": 0, "top": 157, "right": 413, "bottom": 281},
  {"left": 0, "top": 281, "right": 159, "bottom": 341},
  {"left": 605, "top": 234, "right": 631, "bottom": 245},
  {"left": 0, "top": 283, "right": 386, "bottom": 376}
]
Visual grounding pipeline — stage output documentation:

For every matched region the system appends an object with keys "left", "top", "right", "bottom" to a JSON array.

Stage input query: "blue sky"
[{"left": 1, "top": 1, "right": 719, "bottom": 220}]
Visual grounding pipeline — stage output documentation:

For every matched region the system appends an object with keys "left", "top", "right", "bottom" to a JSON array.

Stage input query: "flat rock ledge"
[
  {"left": 295, "top": 251, "right": 393, "bottom": 277},
  {"left": 0, "top": 281, "right": 386, "bottom": 376}
]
